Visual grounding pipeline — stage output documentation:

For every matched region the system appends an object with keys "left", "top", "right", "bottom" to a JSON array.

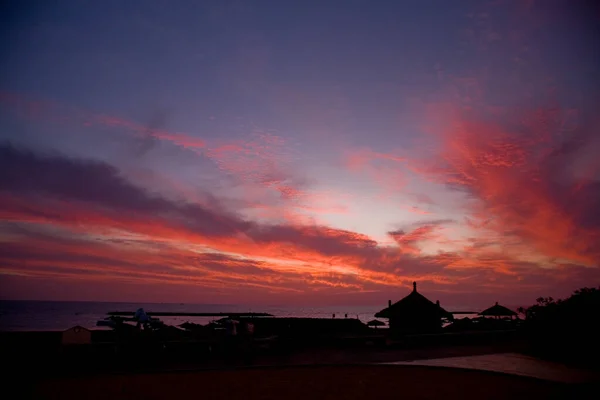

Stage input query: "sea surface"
[
  {"left": 0, "top": 300, "right": 389, "bottom": 331},
  {"left": 384, "top": 353, "right": 599, "bottom": 383}
]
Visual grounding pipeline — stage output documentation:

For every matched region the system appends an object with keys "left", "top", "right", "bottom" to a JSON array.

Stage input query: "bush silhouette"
[{"left": 521, "top": 287, "right": 600, "bottom": 365}]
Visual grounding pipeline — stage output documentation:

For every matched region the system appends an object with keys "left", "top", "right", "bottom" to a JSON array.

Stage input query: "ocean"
[{"left": 0, "top": 300, "right": 384, "bottom": 331}]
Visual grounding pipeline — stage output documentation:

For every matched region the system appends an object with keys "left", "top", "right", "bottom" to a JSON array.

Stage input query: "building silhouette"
[{"left": 375, "top": 282, "right": 451, "bottom": 334}]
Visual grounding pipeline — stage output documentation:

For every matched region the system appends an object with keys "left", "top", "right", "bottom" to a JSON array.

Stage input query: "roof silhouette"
[
  {"left": 375, "top": 282, "right": 451, "bottom": 319},
  {"left": 479, "top": 302, "right": 517, "bottom": 317}
]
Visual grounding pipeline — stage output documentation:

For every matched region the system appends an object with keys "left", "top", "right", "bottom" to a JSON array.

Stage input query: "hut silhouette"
[
  {"left": 479, "top": 302, "right": 517, "bottom": 319},
  {"left": 375, "top": 282, "right": 451, "bottom": 334}
]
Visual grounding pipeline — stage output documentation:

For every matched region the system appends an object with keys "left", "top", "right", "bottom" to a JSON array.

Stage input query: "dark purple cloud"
[{"left": 0, "top": 143, "right": 250, "bottom": 237}]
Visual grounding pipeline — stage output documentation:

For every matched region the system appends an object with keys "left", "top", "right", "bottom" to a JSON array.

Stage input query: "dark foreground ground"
[
  {"left": 9, "top": 342, "right": 599, "bottom": 400},
  {"left": 5, "top": 330, "right": 599, "bottom": 399},
  {"left": 2, "top": 329, "right": 525, "bottom": 375},
  {"left": 28, "top": 364, "right": 595, "bottom": 400},
  {"left": 9, "top": 340, "right": 525, "bottom": 376}
]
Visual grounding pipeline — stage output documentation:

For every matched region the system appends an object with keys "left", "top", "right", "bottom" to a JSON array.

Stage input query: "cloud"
[
  {"left": 0, "top": 145, "right": 444, "bottom": 295},
  {"left": 343, "top": 148, "right": 408, "bottom": 200},
  {"left": 0, "top": 91, "right": 206, "bottom": 153},
  {"left": 389, "top": 226, "right": 439, "bottom": 255},
  {"left": 0, "top": 91, "right": 326, "bottom": 221},
  {"left": 416, "top": 102, "right": 600, "bottom": 267},
  {"left": 0, "top": 143, "right": 377, "bottom": 267},
  {"left": 0, "top": 223, "right": 308, "bottom": 294},
  {"left": 206, "top": 132, "right": 305, "bottom": 195},
  {"left": 1, "top": 140, "right": 599, "bottom": 305},
  {"left": 0, "top": 142, "right": 252, "bottom": 237}
]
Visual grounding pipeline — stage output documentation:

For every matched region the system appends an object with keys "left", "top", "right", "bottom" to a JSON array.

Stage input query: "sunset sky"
[{"left": 1, "top": 0, "right": 599, "bottom": 308}]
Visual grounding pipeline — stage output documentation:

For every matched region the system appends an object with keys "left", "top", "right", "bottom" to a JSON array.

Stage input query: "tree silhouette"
[{"left": 521, "top": 287, "right": 600, "bottom": 365}]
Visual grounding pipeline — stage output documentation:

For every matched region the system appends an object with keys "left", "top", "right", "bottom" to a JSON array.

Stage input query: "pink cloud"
[{"left": 413, "top": 101, "right": 600, "bottom": 269}]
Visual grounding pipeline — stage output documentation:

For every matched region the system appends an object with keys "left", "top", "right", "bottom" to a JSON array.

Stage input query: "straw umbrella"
[
  {"left": 479, "top": 302, "right": 518, "bottom": 319},
  {"left": 367, "top": 319, "right": 386, "bottom": 329}
]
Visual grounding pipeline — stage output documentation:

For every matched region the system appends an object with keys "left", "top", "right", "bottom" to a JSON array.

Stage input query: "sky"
[{"left": 1, "top": 0, "right": 599, "bottom": 308}]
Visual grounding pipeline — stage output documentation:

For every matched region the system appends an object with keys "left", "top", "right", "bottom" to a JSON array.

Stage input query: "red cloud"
[
  {"left": 389, "top": 224, "right": 444, "bottom": 255},
  {"left": 416, "top": 103, "right": 600, "bottom": 268},
  {"left": 2, "top": 140, "right": 598, "bottom": 305}
]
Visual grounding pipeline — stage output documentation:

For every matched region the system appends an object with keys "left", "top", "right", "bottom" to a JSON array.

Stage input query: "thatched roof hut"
[
  {"left": 375, "top": 282, "right": 451, "bottom": 319},
  {"left": 375, "top": 282, "right": 451, "bottom": 334}
]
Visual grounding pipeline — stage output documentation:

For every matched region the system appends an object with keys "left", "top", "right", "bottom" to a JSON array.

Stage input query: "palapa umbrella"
[
  {"left": 479, "top": 302, "right": 517, "bottom": 319},
  {"left": 367, "top": 319, "right": 386, "bottom": 328}
]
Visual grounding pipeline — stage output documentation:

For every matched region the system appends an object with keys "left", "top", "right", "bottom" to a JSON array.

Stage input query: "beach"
[
  {"left": 7, "top": 328, "right": 599, "bottom": 400},
  {"left": 27, "top": 364, "right": 592, "bottom": 400}
]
